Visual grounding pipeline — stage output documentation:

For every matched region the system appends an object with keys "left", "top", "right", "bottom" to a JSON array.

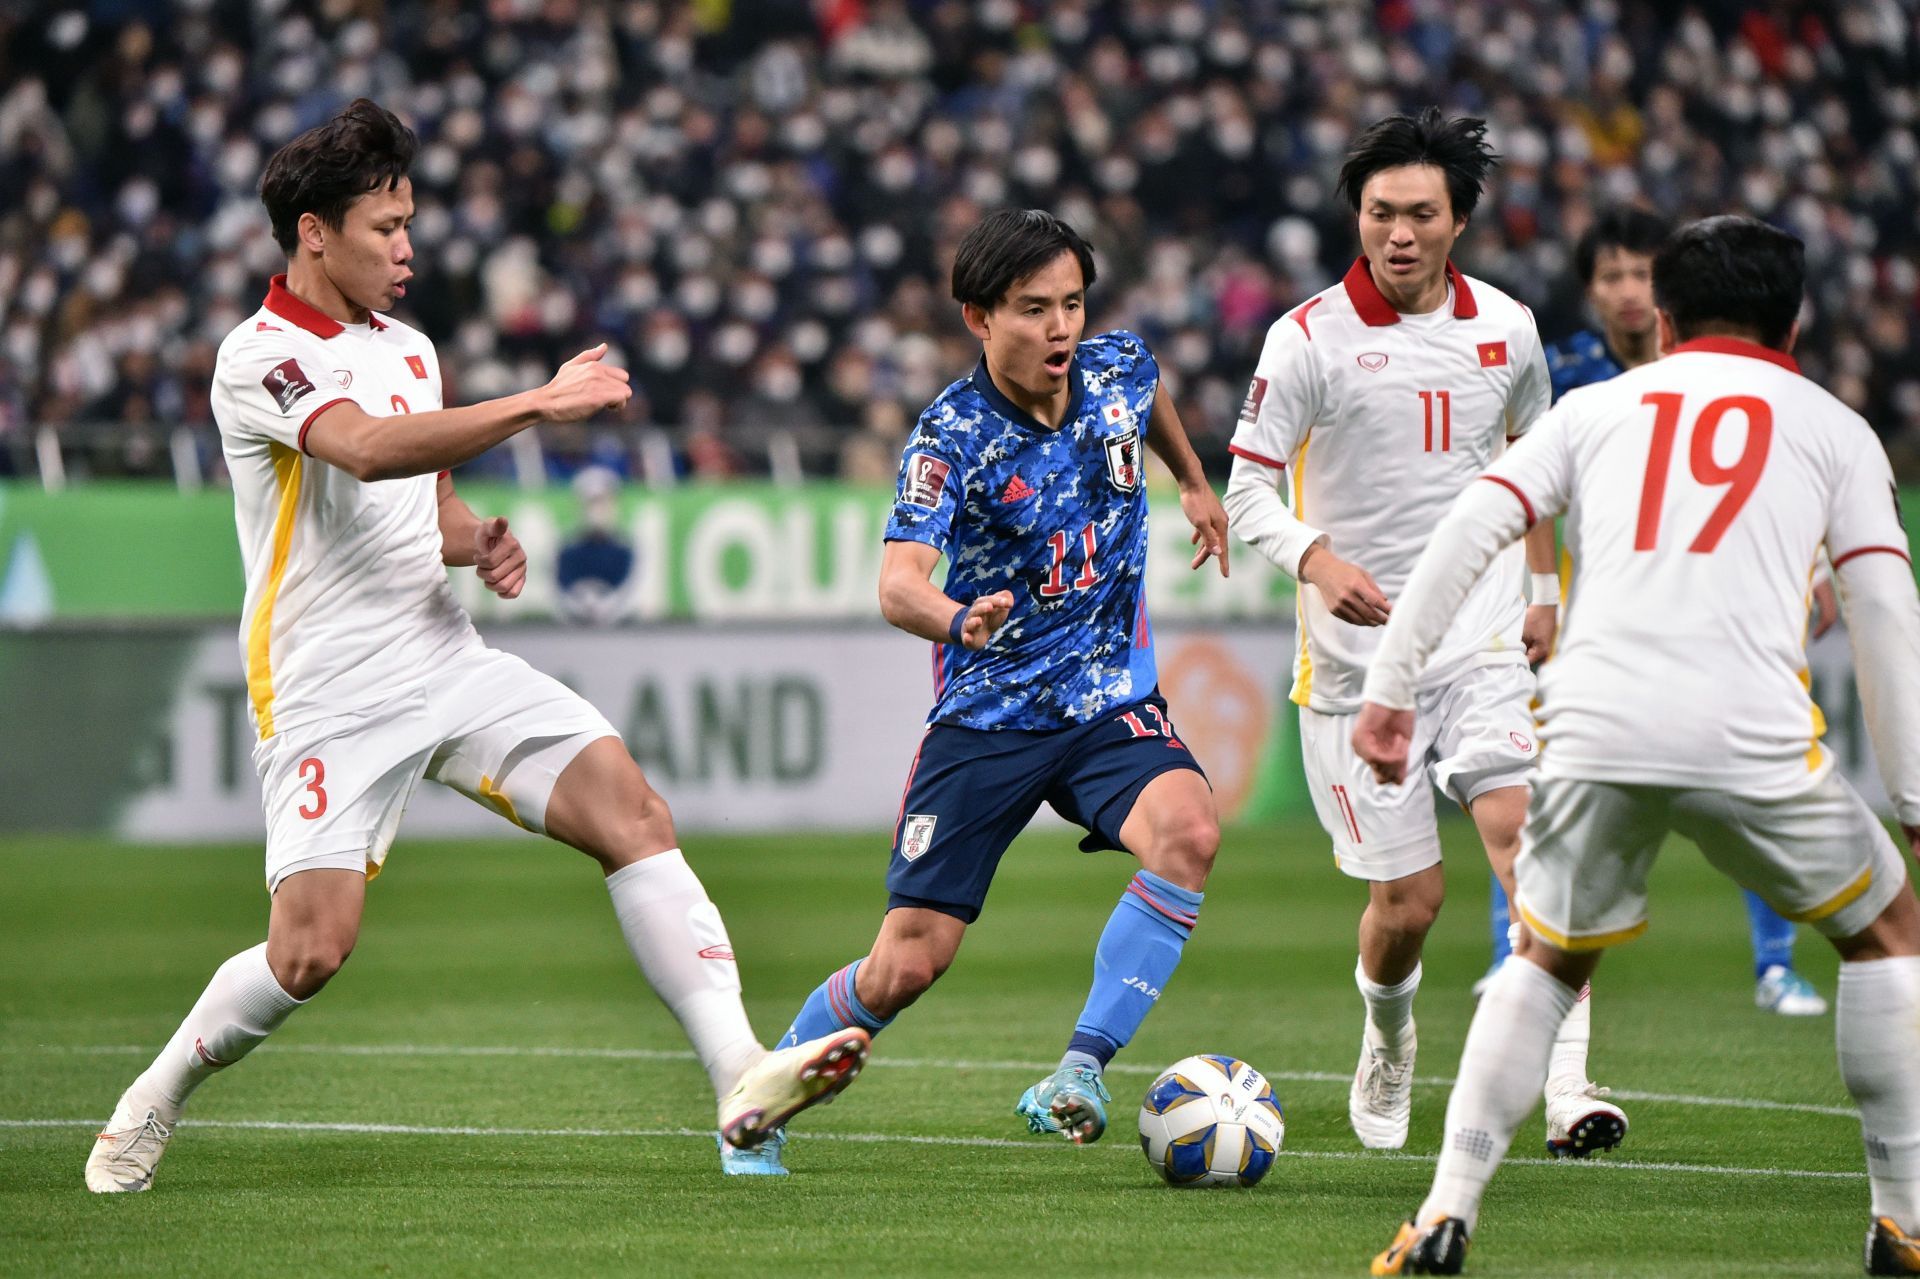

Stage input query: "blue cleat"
[
  {"left": 717, "top": 1127, "right": 789, "bottom": 1176},
  {"left": 1015, "top": 1064, "right": 1111, "bottom": 1144}
]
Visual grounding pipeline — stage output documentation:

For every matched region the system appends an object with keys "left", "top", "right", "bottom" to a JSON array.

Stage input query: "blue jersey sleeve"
[{"left": 885, "top": 411, "right": 963, "bottom": 554}]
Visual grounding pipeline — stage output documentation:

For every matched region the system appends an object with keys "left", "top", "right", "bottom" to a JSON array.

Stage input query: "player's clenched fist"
[
  {"left": 1351, "top": 701, "right": 1415, "bottom": 786},
  {"left": 959, "top": 590, "right": 1015, "bottom": 650},
  {"left": 474, "top": 515, "right": 527, "bottom": 600},
  {"left": 539, "top": 343, "right": 632, "bottom": 422},
  {"left": 1300, "top": 545, "right": 1391, "bottom": 626}
]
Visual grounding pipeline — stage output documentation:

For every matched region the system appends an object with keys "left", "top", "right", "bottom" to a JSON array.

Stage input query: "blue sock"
[
  {"left": 1745, "top": 890, "right": 1797, "bottom": 979},
  {"left": 1065, "top": 870, "right": 1202, "bottom": 1071},
  {"left": 1490, "top": 872, "right": 1513, "bottom": 965},
  {"left": 779, "top": 958, "right": 893, "bottom": 1050}
]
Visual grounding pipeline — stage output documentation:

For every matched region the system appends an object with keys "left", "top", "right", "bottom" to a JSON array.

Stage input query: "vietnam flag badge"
[{"left": 1477, "top": 341, "right": 1508, "bottom": 368}]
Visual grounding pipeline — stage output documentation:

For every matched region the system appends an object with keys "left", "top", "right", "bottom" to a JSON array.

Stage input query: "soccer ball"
[{"left": 1138, "top": 1054, "right": 1285, "bottom": 1187}]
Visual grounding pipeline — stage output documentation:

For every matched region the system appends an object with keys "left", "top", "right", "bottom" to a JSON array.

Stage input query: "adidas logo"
[{"left": 999, "top": 475, "right": 1035, "bottom": 503}]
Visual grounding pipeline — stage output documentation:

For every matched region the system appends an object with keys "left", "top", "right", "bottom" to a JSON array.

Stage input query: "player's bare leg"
[
  {"left": 85, "top": 868, "right": 358, "bottom": 1193},
  {"left": 542, "top": 737, "right": 867, "bottom": 1150},
  {"left": 1350, "top": 863, "right": 1441, "bottom": 1149},
  {"left": 1471, "top": 785, "right": 1625, "bottom": 1158},
  {"left": 1024, "top": 769, "right": 1218, "bottom": 1143},
  {"left": 1832, "top": 876, "right": 1920, "bottom": 1274}
]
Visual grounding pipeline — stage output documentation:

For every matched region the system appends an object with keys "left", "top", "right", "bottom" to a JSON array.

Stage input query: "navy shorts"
[{"left": 886, "top": 692, "right": 1208, "bottom": 923}]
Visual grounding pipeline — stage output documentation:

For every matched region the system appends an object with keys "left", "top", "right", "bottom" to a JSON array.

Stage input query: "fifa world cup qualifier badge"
[{"left": 1100, "top": 401, "right": 1141, "bottom": 493}]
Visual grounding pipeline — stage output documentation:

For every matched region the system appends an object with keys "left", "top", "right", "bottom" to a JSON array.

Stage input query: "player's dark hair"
[
  {"left": 1335, "top": 108, "right": 1497, "bottom": 221},
  {"left": 1574, "top": 208, "right": 1672, "bottom": 284},
  {"left": 951, "top": 209, "right": 1097, "bottom": 311},
  {"left": 259, "top": 98, "right": 417, "bottom": 254},
  {"left": 1653, "top": 216, "right": 1804, "bottom": 349}
]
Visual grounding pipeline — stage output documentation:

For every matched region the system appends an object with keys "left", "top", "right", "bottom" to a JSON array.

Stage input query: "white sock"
[
  {"left": 1838, "top": 956, "right": 1920, "bottom": 1229},
  {"left": 605, "top": 850, "right": 763, "bottom": 1098},
  {"left": 1544, "top": 983, "right": 1593, "bottom": 1096},
  {"left": 1420, "top": 958, "right": 1579, "bottom": 1233},
  {"left": 130, "top": 942, "right": 303, "bottom": 1125},
  {"left": 1356, "top": 958, "right": 1422, "bottom": 1055}
]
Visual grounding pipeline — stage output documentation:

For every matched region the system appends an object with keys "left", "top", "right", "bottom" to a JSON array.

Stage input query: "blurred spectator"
[
  {"left": 556, "top": 465, "right": 635, "bottom": 625},
  {"left": 0, "top": 0, "right": 1914, "bottom": 483}
]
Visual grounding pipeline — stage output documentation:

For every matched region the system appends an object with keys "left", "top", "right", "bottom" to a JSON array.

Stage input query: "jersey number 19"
[{"left": 1634, "top": 392, "right": 1772, "bottom": 553}]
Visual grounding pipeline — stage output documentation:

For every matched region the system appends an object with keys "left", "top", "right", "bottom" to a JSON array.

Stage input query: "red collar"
[
  {"left": 1342, "top": 256, "right": 1478, "bottom": 326},
  {"left": 263, "top": 274, "right": 386, "bottom": 337},
  {"left": 1667, "top": 336, "right": 1799, "bottom": 373}
]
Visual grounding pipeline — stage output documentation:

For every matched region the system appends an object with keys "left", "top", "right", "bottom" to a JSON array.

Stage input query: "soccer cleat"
[
  {"left": 716, "top": 1127, "right": 789, "bottom": 1176},
  {"left": 717, "top": 1028, "right": 869, "bottom": 1151},
  {"left": 1867, "top": 1216, "right": 1920, "bottom": 1274},
  {"left": 1372, "top": 1215, "right": 1469, "bottom": 1275},
  {"left": 1756, "top": 965, "right": 1828, "bottom": 1016},
  {"left": 1350, "top": 1020, "right": 1415, "bottom": 1150},
  {"left": 85, "top": 1097, "right": 173, "bottom": 1193},
  {"left": 1015, "top": 1063, "right": 1111, "bottom": 1144},
  {"left": 1544, "top": 1080, "right": 1628, "bottom": 1158}
]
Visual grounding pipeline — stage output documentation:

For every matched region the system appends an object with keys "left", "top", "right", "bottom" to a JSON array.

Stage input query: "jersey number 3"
[{"left": 1634, "top": 392, "right": 1772, "bottom": 553}]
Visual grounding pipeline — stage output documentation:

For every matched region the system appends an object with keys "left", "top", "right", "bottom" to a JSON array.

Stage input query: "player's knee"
[
  {"left": 864, "top": 951, "right": 948, "bottom": 1015},
  {"left": 1150, "top": 810, "right": 1219, "bottom": 889},
  {"left": 1371, "top": 878, "right": 1444, "bottom": 937},
  {"left": 272, "top": 932, "right": 355, "bottom": 999},
  {"left": 584, "top": 778, "right": 678, "bottom": 870}
]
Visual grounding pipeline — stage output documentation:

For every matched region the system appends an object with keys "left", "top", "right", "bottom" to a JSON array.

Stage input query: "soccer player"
[
  {"left": 720, "top": 208, "right": 1230, "bottom": 1175},
  {"left": 1223, "top": 109, "right": 1625, "bottom": 1156},
  {"left": 84, "top": 100, "right": 867, "bottom": 1194},
  {"left": 1477, "top": 207, "right": 1832, "bottom": 1016},
  {"left": 1359, "top": 216, "right": 1920, "bottom": 1275}
]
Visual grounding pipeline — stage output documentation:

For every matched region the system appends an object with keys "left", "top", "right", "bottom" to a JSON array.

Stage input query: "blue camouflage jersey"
[
  {"left": 885, "top": 330, "right": 1161, "bottom": 731},
  {"left": 1544, "top": 328, "right": 1622, "bottom": 403}
]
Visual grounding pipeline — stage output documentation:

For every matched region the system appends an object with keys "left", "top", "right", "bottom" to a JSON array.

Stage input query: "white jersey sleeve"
[
  {"left": 1224, "top": 314, "right": 1328, "bottom": 578},
  {"left": 1504, "top": 321, "right": 1552, "bottom": 440},
  {"left": 215, "top": 336, "right": 354, "bottom": 453},
  {"left": 1480, "top": 399, "right": 1579, "bottom": 525},
  {"left": 1230, "top": 313, "right": 1323, "bottom": 470},
  {"left": 1826, "top": 437, "right": 1920, "bottom": 825}
]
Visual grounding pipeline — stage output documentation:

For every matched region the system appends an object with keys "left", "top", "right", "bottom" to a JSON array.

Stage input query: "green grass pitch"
[{"left": 0, "top": 822, "right": 1878, "bottom": 1276}]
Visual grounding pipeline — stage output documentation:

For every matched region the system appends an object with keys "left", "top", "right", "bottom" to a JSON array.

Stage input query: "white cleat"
[
  {"left": 1545, "top": 1080, "right": 1628, "bottom": 1158},
  {"left": 85, "top": 1096, "right": 174, "bottom": 1193},
  {"left": 1755, "top": 965, "right": 1828, "bottom": 1016},
  {"left": 718, "top": 1028, "right": 870, "bottom": 1151},
  {"left": 1349, "top": 1020, "right": 1415, "bottom": 1150}
]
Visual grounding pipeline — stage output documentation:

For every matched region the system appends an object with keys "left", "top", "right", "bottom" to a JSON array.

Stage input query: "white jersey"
[
  {"left": 1484, "top": 336, "right": 1912, "bottom": 796},
  {"left": 211, "top": 275, "right": 479, "bottom": 739},
  {"left": 1228, "top": 258, "right": 1551, "bottom": 713}
]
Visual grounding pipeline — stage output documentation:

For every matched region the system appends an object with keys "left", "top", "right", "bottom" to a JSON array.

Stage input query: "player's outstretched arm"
[
  {"left": 878, "top": 539, "right": 1012, "bottom": 651},
  {"left": 303, "top": 344, "right": 631, "bottom": 482},
  {"left": 1833, "top": 549, "right": 1920, "bottom": 847},
  {"left": 436, "top": 474, "right": 526, "bottom": 598},
  {"left": 1146, "top": 383, "right": 1228, "bottom": 576}
]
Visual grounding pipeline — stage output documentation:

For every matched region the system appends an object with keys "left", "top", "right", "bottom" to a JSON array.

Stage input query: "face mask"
[
  {"left": 755, "top": 365, "right": 801, "bottom": 401},
  {"left": 648, "top": 328, "right": 690, "bottom": 369}
]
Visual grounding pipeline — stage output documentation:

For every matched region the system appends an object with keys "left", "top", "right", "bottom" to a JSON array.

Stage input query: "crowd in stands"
[{"left": 0, "top": 0, "right": 1916, "bottom": 483}]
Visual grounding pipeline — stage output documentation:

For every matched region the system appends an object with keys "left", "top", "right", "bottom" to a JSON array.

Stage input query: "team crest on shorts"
[
  {"left": 1103, "top": 427, "right": 1142, "bottom": 492},
  {"left": 901, "top": 814, "right": 938, "bottom": 861}
]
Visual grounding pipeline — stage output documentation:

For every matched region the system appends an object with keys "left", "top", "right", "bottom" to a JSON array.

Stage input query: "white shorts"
[
  {"left": 254, "top": 646, "right": 618, "bottom": 892},
  {"left": 1514, "top": 768, "right": 1907, "bottom": 951},
  {"left": 1301, "top": 662, "right": 1538, "bottom": 882}
]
